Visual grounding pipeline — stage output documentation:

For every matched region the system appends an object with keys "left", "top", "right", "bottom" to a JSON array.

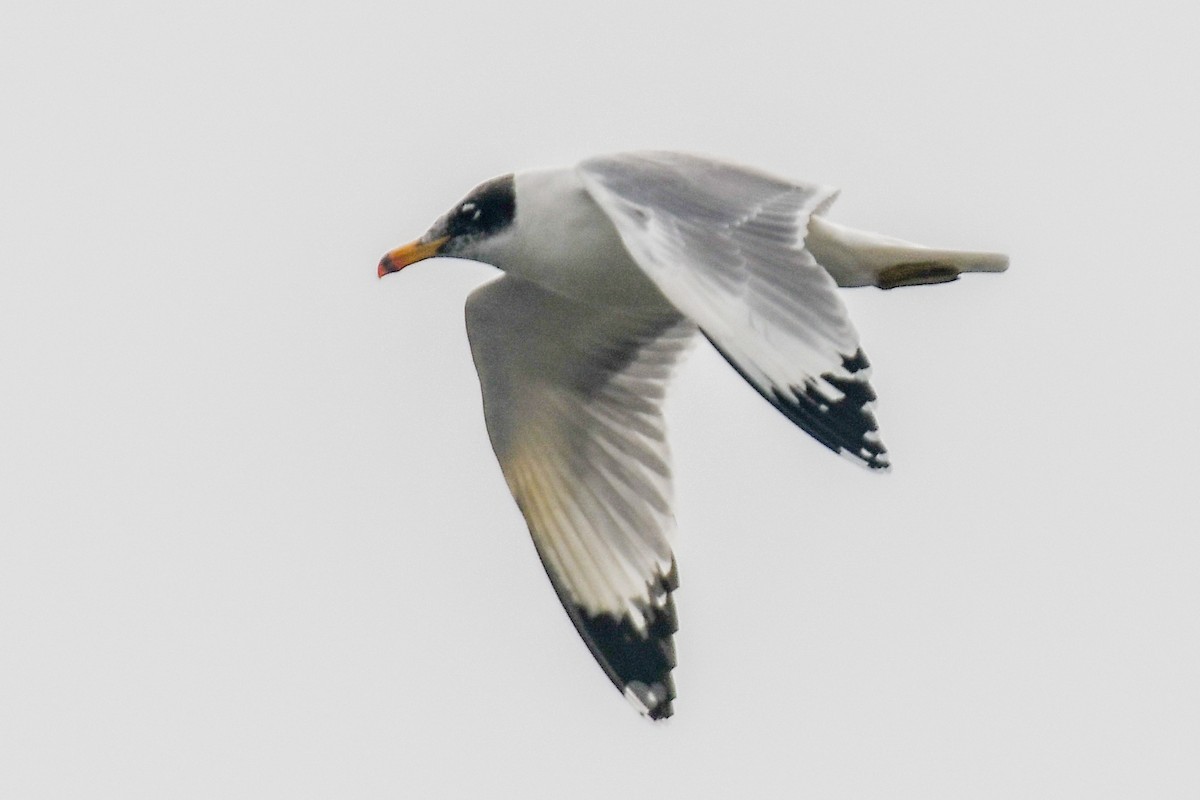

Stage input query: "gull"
[{"left": 378, "top": 152, "right": 1006, "bottom": 719}]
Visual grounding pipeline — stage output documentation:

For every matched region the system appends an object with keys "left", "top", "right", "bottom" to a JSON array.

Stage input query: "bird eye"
[{"left": 440, "top": 174, "right": 515, "bottom": 239}]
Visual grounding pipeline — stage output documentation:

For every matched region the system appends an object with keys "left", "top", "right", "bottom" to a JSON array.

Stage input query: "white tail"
[{"left": 806, "top": 215, "right": 1008, "bottom": 290}]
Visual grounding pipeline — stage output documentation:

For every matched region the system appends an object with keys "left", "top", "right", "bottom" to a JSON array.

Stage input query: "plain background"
[{"left": 2, "top": 1, "right": 1197, "bottom": 797}]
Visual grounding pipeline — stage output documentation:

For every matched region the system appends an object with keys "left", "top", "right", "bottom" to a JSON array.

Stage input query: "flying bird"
[{"left": 378, "top": 152, "right": 1006, "bottom": 719}]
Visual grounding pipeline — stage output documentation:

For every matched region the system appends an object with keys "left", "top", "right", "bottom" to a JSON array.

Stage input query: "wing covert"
[{"left": 579, "top": 152, "right": 889, "bottom": 469}]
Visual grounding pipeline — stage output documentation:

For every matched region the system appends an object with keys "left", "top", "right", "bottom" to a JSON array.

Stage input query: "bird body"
[{"left": 379, "top": 151, "right": 1007, "bottom": 720}]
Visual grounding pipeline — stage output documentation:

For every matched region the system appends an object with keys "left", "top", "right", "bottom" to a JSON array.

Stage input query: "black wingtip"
[
  {"left": 554, "top": 561, "right": 679, "bottom": 721},
  {"left": 624, "top": 679, "right": 675, "bottom": 720},
  {"left": 567, "top": 587, "right": 678, "bottom": 720},
  {"left": 705, "top": 335, "right": 889, "bottom": 469},
  {"left": 524, "top": 524, "right": 681, "bottom": 720},
  {"left": 770, "top": 358, "right": 890, "bottom": 469}
]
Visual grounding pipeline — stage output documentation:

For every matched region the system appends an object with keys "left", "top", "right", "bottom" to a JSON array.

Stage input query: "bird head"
[{"left": 378, "top": 174, "right": 516, "bottom": 278}]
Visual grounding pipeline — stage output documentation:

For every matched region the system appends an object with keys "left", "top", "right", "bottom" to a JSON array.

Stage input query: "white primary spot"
[
  {"left": 626, "top": 604, "right": 647, "bottom": 633},
  {"left": 623, "top": 683, "right": 652, "bottom": 715}
]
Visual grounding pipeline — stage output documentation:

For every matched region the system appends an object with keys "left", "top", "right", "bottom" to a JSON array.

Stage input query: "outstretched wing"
[
  {"left": 465, "top": 275, "right": 695, "bottom": 719},
  {"left": 579, "top": 151, "right": 888, "bottom": 469}
]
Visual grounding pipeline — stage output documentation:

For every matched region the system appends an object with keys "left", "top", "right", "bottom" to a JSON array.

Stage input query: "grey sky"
[{"left": 2, "top": 2, "right": 1197, "bottom": 797}]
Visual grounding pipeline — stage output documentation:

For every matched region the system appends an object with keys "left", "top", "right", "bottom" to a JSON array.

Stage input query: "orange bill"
[{"left": 377, "top": 236, "right": 450, "bottom": 278}]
